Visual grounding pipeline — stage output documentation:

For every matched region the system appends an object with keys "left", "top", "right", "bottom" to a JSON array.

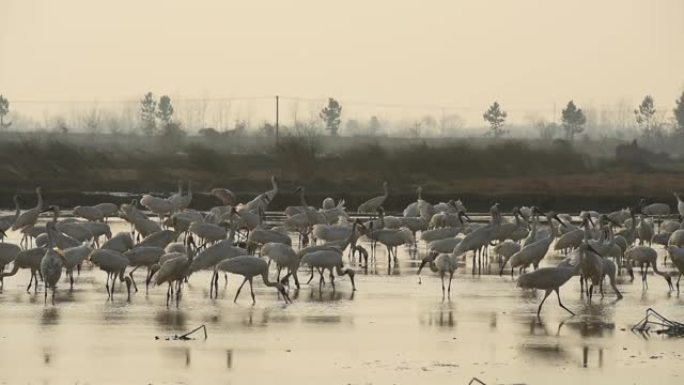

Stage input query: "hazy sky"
[{"left": 1, "top": 0, "right": 683, "bottom": 125}]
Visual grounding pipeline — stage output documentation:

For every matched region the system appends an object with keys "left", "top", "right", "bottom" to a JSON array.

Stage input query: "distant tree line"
[{"left": 2, "top": 90, "right": 684, "bottom": 141}]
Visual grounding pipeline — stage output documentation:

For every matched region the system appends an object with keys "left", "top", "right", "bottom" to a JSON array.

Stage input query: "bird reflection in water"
[
  {"left": 422, "top": 306, "right": 456, "bottom": 328},
  {"left": 41, "top": 307, "right": 59, "bottom": 326},
  {"left": 306, "top": 288, "right": 354, "bottom": 302},
  {"left": 226, "top": 349, "right": 233, "bottom": 369},
  {"left": 161, "top": 346, "right": 192, "bottom": 368},
  {"left": 582, "top": 346, "right": 604, "bottom": 368},
  {"left": 43, "top": 347, "right": 52, "bottom": 366},
  {"left": 155, "top": 309, "right": 187, "bottom": 331}
]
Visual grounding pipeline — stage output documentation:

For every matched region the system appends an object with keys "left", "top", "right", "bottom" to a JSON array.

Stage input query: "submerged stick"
[{"left": 155, "top": 324, "right": 208, "bottom": 341}]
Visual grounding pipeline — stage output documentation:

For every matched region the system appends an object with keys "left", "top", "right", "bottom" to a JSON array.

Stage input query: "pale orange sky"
[{"left": 1, "top": 0, "right": 683, "bottom": 126}]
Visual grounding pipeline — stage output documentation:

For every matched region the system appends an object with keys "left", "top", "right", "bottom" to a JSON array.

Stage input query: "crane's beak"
[
  {"left": 586, "top": 243, "right": 600, "bottom": 256},
  {"left": 588, "top": 216, "right": 595, "bottom": 227},
  {"left": 554, "top": 214, "right": 567, "bottom": 228}
]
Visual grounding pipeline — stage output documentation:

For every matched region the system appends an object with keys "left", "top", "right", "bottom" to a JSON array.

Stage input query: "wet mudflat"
[{"left": 0, "top": 220, "right": 683, "bottom": 385}]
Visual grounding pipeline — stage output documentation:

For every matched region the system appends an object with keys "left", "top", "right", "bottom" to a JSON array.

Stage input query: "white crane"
[
  {"left": 101, "top": 232, "right": 134, "bottom": 253},
  {"left": 55, "top": 220, "right": 94, "bottom": 243},
  {"left": 154, "top": 236, "right": 197, "bottom": 306},
  {"left": 140, "top": 194, "right": 174, "bottom": 224},
  {"left": 189, "top": 227, "right": 247, "bottom": 299},
  {"left": 170, "top": 181, "right": 192, "bottom": 212},
  {"left": 0, "top": 195, "right": 21, "bottom": 241},
  {"left": 0, "top": 242, "right": 21, "bottom": 290},
  {"left": 357, "top": 181, "right": 388, "bottom": 213},
  {"left": 214, "top": 255, "right": 291, "bottom": 304},
  {"left": 123, "top": 246, "right": 165, "bottom": 293},
  {"left": 0, "top": 247, "right": 45, "bottom": 293},
  {"left": 363, "top": 207, "right": 414, "bottom": 265},
  {"left": 73, "top": 205, "right": 104, "bottom": 222},
  {"left": 120, "top": 200, "right": 162, "bottom": 238},
  {"left": 40, "top": 222, "right": 69, "bottom": 305},
  {"left": 452, "top": 203, "right": 502, "bottom": 270},
  {"left": 189, "top": 221, "right": 227, "bottom": 246},
  {"left": 516, "top": 244, "right": 598, "bottom": 318},
  {"left": 12, "top": 187, "right": 43, "bottom": 247},
  {"left": 262, "top": 242, "right": 298, "bottom": 283},
  {"left": 624, "top": 245, "right": 673, "bottom": 290},
  {"left": 666, "top": 245, "right": 684, "bottom": 291},
  {"left": 636, "top": 215, "right": 654, "bottom": 246},
  {"left": 675, "top": 193, "right": 684, "bottom": 220},
  {"left": 492, "top": 240, "right": 521, "bottom": 265},
  {"left": 300, "top": 247, "right": 356, "bottom": 291},
  {"left": 137, "top": 229, "right": 178, "bottom": 249},
  {"left": 241, "top": 176, "right": 278, "bottom": 213},
  {"left": 403, "top": 186, "right": 425, "bottom": 217},
  {"left": 639, "top": 198, "right": 670, "bottom": 216},
  {"left": 62, "top": 244, "right": 93, "bottom": 290},
  {"left": 89, "top": 248, "right": 133, "bottom": 300},
  {"left": 500, "top": 209, "right": 564, "bottom": 276},
  {"left": 211, "top": 187, "right": 236, "bottom": 205},
  {"left": 93, "top": 202, "right": 119, "bottom": 222},
  {"left": 417, "top": 251, "right": 459, "bottom": 299}
]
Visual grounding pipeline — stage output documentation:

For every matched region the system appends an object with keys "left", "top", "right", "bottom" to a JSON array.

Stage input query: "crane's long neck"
[
  {"left": 46, "top": 227, "right": 55, "bottom": 250},
  {"left": 650, "top": 258, "right": 669, "bottom": 277},
  {"left": 261, "top": 271, "right": 279, "bottom": 287},
  {"left": 417, "top": 187, "right": 422, "bottom": 200},
  {"left": 345, "top": 222, "right": 359, "bottom": 246},
  {"left": 228, "top": 217, "right": 236, "bottom": 243},
  {"left": 36, "top": 190, "right": 43, "bottom": 211},
  {"left": 271, "top": 177, "right": 278, "bottom": 193},
  {"left": 549, "top": 217, "right": 560, "bottom": 238},
  {"left": 12, "top": 196, "right": 20, "bottom": 219},
  {"left": 0, "top": 260, "right": 20, "bottom": 277},
  {"left": 382, "top": 183, "right": 388, "bottom": 198},
  {"left": 186, "top": 181, "right": 192, "bottom": 197},
  {"left": 299, "top": 190, "right": 308, "bottom": 207}
]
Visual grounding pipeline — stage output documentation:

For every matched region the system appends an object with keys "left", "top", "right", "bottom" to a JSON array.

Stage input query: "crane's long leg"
[
  {"left": 27, "top": 271, "right": 34, "bottom": 293},
  {"left": 249, "top": 278, "right": 255, "bottom": 305},
  {"left": 537, "top": 289, "right": 552, "bottom": 318},
  {"left": 234, "top": 277, "right": 248, "bottom": 303},
  {"left": 329, "top": 268, "right": 335, "bottom": 292},
  {"left": 556, "top": 288, "right": 574, "bottom": 315},
  {"left": 111, "top": 274, "right": 117, "bottom": 298},
  {"left": 440, "top": 272, "right": 445, "bottom": 300},
  {"left": 44, "top": 280, "right": 48, "bottom": 305},
  {"left": 128, "top": 266, "right": 139, "bottom": 292},
  {"left": 448, "top": 271, "right": 454, "bottom": 298},
  {"left": 105, "top": 272, "right": 111, "bottom": 300}
]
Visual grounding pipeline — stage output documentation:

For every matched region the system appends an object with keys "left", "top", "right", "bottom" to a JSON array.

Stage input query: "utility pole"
[{"left": 275, "top": 95, "right": 279, "bottom": 143}]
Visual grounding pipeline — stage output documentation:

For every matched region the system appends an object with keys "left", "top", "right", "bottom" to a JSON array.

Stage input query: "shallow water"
[{"left": 0, "top": 219, "right": 683, "bottom": 384}]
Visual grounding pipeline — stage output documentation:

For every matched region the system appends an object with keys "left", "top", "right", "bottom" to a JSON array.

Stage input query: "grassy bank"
[{"left": 1, "top": 133, "right": 682, "bottom": 212}]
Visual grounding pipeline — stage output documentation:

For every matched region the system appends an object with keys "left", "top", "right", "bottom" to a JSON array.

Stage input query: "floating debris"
[
  {"left": 155, "top": 324, "right": 208, "bottom": 341},
  {"left": 632, "top": 308, "right": 684, "bottom": 337}
]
